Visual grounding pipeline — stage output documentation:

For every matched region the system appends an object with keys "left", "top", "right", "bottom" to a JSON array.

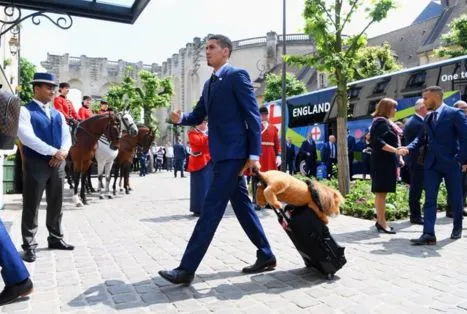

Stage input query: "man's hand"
[
  {"left": 462, "top": 164, "right": 467, "bottom": 173},
  {"left": 169, "top": 109, "right": 182, "bottom": 124},
  {"left": 247, "top": 159, "right": 261, "bottom": 176},
  {"left": 54, "top": 150, "right": 67, "bottom": 161},
  {"left": 49, "top": 157, "right": 63, "bottom": 168},
  {"left": 396, "top": 147, "right": 409, "bottom": 156}
]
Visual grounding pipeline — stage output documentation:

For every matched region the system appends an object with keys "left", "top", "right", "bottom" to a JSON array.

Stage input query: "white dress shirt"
[{"left": 17, "top": 99, "right": 72, "bottom": 156}]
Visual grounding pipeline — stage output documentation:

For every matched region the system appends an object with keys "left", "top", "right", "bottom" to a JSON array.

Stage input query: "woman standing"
[
  {"left": 370, "top": 98, "right": 405, "bottom": 234},
  {"left": 188, "top": 121, "right": 213, "bottom": 217}
]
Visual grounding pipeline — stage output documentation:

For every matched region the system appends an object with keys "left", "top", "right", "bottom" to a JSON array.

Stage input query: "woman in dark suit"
[{"left": 370, "top": 98, "right": 405, "bottom": 234}]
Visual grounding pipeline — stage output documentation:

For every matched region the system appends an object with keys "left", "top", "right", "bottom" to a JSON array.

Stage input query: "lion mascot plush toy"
[{"left": 254, "top": 170, "right": 344, "bottom": 224}]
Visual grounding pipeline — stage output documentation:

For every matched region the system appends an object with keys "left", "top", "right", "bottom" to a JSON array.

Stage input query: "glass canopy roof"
[{"left": 0, "top": 0, "right": 151, "bottom": 24}]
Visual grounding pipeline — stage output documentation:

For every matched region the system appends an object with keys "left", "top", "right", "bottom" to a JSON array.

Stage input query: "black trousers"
[{"left": 21, "top": 157, "right": 65, "bottom": 250}]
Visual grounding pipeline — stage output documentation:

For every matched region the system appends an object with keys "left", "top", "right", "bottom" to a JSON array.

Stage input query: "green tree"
[
  {"left": 285, "top": 0, "right": 395, "bottom": 194},
  {"left": 18, "top": 57, "right": 36, "bottom": 103},
  {"left": 436, "top": 14, "right": 467, "bottom": 58},
  {"left": 353, "top": 42, "right": 402, "bottom": 81},
  {"left": 264, "top": 72, "right": 307, "bottom": 102},
  {"left": 135, "top": 70, "right": 174, "bottom": 129}
]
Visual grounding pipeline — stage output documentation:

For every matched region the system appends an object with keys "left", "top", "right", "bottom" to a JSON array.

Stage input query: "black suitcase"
[{"left": 274, "top": 204, "right": 346, "bottom": 279}]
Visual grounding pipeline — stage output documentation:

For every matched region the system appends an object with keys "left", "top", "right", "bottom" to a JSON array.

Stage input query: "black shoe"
[
  {"left": 451, "top": 228, "right": 462, "bottom": 240},
  {"left": 48, "top": 240, "right": 74, "bottom": 250},
  {"left": 0, "top": 278, "right": 33, "bottom": 306},
  {"left": 410, "top": 233, "right": 437, "bottom": 245},
  {"left": 242, "top": 255, "right": 276, "bottom": 274},
  {"left": 21, "top": 249, "right": 36, "bottom": 263},
  {"left": 375, "top": 222, "right": 396, "bottom": 234},
  {"left": 446, "top": 211, "right": 453, "bottom": 218},
  {"left": 158, "top": 268, "right": 194, "bottom": 285},
  {"left": 409, "top": 217, "right": 424, "bottom": 225}
]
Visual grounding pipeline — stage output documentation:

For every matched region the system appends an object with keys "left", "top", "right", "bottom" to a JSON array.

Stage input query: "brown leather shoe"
[{"left": 0, "top": 278, "right": 33, "bottom": 306}]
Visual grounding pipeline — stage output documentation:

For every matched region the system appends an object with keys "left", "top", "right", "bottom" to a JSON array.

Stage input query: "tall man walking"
[
  {"left": 404, "top": 86, "right": 467, "bottom": 245},
  {"left": 17, "top": 73, "right": 74, "bottom": 262},
  {"left": 159, "top": 34, "right": 275, "bottom": 285},
  {"left": 402, "top": 99, "right": 427, "bottom": 225}
]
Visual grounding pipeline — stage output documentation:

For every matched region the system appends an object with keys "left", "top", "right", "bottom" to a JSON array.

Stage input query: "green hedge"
[{"left": 295, "top": 174, "right": 448, "bottom": 221}]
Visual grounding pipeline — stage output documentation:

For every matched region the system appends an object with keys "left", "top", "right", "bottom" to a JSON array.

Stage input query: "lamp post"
[{"left": 280, "top": 0, "right": 287, "bottom": 172}]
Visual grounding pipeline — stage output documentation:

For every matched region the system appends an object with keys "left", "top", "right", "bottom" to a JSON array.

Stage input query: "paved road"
[{"left": 1, "top": 171, "right": 467, "bottom": 313}]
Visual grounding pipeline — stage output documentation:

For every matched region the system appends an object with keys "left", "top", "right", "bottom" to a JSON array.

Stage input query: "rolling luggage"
[{"left": 273, "top": 204, "right": 346, "bottom": 279}]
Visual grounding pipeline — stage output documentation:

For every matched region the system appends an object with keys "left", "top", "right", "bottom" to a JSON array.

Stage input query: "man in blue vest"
[{"left": 17, "top": 73, "right": 74, "bottom": 263}]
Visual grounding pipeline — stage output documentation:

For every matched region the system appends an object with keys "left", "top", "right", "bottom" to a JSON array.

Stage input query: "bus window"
[
  {"left": 405, "top": 71, "right": 427, "bottom": 90},
  {"left": 367, "top": 99, "right": 381, "bottom": 116},
  {"left": 372, "top": 79, "right": 391, "bottom": 95}
]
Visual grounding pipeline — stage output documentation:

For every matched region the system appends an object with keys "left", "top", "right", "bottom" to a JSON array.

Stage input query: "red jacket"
[
  {"left": 259, "top": 123, "right": 281, "bottom": 171},
  {"left": 54, "top": 95, "right": 80, "bottom": 120},
  {"left": 78, "top": 106, "right": 93, "bottom": 120},
  {"left": 187, "top": 128, "right": 211, "bottom": 172},
  {"left": 97, "top": 109, "right": 109, "bottom": 115}
]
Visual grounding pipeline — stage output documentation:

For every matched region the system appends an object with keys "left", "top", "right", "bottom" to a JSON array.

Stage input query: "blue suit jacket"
[
  {"left": 408, "top": 106, "right": 467, "bottom": 169},
  {"left": 174, "top": 143, "right": 186, "bottom": 160},
  {"left": 300, "top": 139, "right": 317, "bottom": 162},
  {"left": 403, "top": 114, "right": 425, "bottom": 168},
  {"left": 285, "top": 143, "right": 297, "bottom": 162},
  {"left": 320, "top": 141, "right": 337, "bottom": 164},
  {"left": 347, "top": 135, "right": 356, "bottom": 153},
  {"left": 180, "top": 64, "right": 261, "bottom": 162}
]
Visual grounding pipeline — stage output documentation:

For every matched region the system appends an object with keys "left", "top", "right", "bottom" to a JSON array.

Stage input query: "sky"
[{"left": 19, "top": 0, "right": 435, "bottom": 70}]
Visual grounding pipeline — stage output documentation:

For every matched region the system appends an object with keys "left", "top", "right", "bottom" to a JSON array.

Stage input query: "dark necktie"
[
  {"left": 208, "top": 74, "right": 217, "bottom": 98},
  {"left": 431, "top": 111, "right": 438, "bottom": 127}
]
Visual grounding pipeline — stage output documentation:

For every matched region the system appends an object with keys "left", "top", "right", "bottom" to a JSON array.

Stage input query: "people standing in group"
[
  {"left": 402, "top": 99, "right": 427, "bottom": 225},
  {"left": 150, "top": 143, "right": 158, "bottom": 172},
  {"left": 347, "top": 129, "right": 356, "bottom": 180},
  {"left": 53, "top": 82, "right": 80, "bottom": 124},
  {"left": 320, "top": 135, "right": 337, "bottom": 179},
  {"left": 173, "top": 138, "right": 186, "bottom": 178},
  {"left": 251, "top": 106, "right": 281, "bottom": 210},
  {"left": 401, "top": 86, "right": 467, "bottom": 245},
  {"left": 369, "top": 98, "right": 405, "bottom": 234},
  {"left": 137, "top": 147, "right": 148, "bottom": 177},
  {"left": 187, "top": 120, "right": 213, "bottom": 217},
  {"left": 78, "top": 96, "right": 93, "bottom": 121},
  {"left": 17, "top": 73, "right": 75, "bottom": 263},
  {"left": 165, "top": 142, "right": 174, "bottom": 171},
  {"left": 156, "top": 147, "right": 164, "bottom": 172},
  {"left": 285, "top": 137, "right": 297, "bottom": 175},
  {"left": 299, "top": 131, "right": 317, "bottom": 177},
  {"left": 159, "top": 34, "right": 275, "bottom": 285}
]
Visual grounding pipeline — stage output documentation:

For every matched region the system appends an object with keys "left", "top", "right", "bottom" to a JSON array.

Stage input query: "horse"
[
  {"left": 112, "top": 126, "right": 155, "bottom": 195},
  {"left": 69, "top": 113, "right": 122, "bottom": 206},
  {"left": 95, "top": 111, "right": 138, "bottom": 199}
]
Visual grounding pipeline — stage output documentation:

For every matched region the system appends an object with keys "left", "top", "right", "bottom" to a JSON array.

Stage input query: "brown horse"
[
  {"left": 112, "top": 126, "right": 155, "bottom": 195},
  {"left": 70, "top": 113, "right": 121, "bottom": 206}
]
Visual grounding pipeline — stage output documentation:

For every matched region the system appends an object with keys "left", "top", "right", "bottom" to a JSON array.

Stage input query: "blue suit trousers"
[
  {"left": 409, "top": 166, "right": 424, "bottom": 219},
  {"left": 423, "top": 161, "right": 463, "bottom": 235},
  {"left": 0, "top": 218, "right": 29, "bottom": 286},
  {"left": 180, "top": 159, "right": 273, "bottom": 273}
]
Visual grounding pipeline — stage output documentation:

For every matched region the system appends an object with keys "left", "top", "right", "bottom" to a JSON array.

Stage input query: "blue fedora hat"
[{"left": 31, "top": 72, "right": 58, "bottom": 86}]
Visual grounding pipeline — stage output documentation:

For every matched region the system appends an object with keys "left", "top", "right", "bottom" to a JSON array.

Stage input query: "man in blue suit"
[
  {"left": 320, "top": 135, "right": 337, "bottom": 178},
  {"left": 347, "top": 130, "right": 356, "bottom": 179},
  {"left": 404, "top": 86, "right": 467, "bottom": 245},
  {"left": 173, "top": 138, "right": 186, "bottom": 178},
  {"left": 299, "top": 133, "right": 317, "bottom": 177},
  {"left": 285, "top": 137, "right": 297, "bottom": 175},
  {"left": 402, "top": 99, "right": 427, "bottom": 225},
  {"left": 159, "top": 35, "right": 275, "bottom": 285}
]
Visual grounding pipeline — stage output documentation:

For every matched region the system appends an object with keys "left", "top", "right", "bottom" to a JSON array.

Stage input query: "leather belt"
[{"left": 261, "top": 142, "right": 274, "bottom": 146}]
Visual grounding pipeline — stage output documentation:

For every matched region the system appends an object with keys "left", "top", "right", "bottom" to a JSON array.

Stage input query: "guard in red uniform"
[
  {"left": 53, "top": 82, "right": 80, "bottom": 123},
  {"left": 97, "top": 100, "right": 109, "bottom": 114},
  {"left": 78, "top": 96, "right": 93, "bottom": 120},
  {"left": 252, "top": 106, "right": 281, "bottom": 210}
]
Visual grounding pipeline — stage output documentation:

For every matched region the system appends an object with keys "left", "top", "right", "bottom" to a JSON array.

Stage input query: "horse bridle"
[
  {"left": 118, "top": 112, "right": 137, "bottom": 135},
  {"left": 77, "top": 113, "right": 121, "bottom": 143}
]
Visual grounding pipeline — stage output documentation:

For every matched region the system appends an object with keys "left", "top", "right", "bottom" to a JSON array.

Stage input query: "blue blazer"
[
  {"left": 403, "top": 114, "right": 425, "bottom": 168},
  {"left": 300, "top": 139, "right": 317, "bottom": 162},
  {"left": 180, "top": 64, "right": 261, "bottom": 162},
  {"left": 320, "top": 141, "right": 337, "bottom": 164},
  {"left": 285, "top": 143, "right": 297, "bottom": 162},
  {"left": 174, "top": 143, "right": 186, "bottom": 160},
  {"left": 347, "top": 135, "right": 356, "bottom": 153},
  {"left": 408, "top": 106, "right": 467, "bottom": 169}
]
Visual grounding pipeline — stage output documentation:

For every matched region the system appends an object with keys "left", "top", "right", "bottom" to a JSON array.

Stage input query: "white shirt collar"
[
  {"left": 435, "top": 103, "right": 446, "bottom": 115},
  {"left": 415, "top": 113, "right": 425, "bottom": 120},
  {"left": 214, "top": 63, "right": 230, "bottom": 77}
]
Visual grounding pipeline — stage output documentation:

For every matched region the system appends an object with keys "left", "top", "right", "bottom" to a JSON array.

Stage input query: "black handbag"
[{"left": 0, "top": 91, "right": 21, "bottom": 150}]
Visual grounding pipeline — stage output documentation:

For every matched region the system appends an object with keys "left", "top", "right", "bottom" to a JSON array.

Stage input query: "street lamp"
[
  {"left": 8, "top": 35, "right": 19, "bottom": 56},
  {"left": 280, "top": 0, "right": 287, "bottom": 172}
]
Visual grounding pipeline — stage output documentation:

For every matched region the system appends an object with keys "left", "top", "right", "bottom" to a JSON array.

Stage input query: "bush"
[{"left": 294, "top": 174, "right": 448, "bottom": 221}]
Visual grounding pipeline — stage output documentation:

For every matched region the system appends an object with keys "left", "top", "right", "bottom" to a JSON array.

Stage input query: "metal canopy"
[{"left": 0, "top": 0, "right": 151, "bottom": 24}]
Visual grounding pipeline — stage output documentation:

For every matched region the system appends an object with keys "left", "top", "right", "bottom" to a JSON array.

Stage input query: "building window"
[{"left": 318, "top": 72, "right": 328, "bottom": 89}]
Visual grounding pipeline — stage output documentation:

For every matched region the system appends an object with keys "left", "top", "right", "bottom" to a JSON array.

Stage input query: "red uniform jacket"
[
  {"left": 187, "top": 128, "right": 211, "bottom": 172},
  {"left": 54, "top": 95, "right": 80, "bottom": 120},
  {"left": 78, "top": 106, "right": 93, "bottom": 120},
  {"left": 259, "top": 123, "right": 281, "bottom": 171},
  {"left": 97, "top": 109, "right": 109, "bottom": 115}
]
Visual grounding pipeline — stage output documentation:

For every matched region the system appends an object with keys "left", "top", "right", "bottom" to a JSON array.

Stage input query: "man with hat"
[
  {"left": 53, "top": 82, "right": 80, "bottom": 123},
  {"left": 98, "top": 100, "right": 109, "bottom": 114},
  {"left": 250, "top": 106, "right": 281, "bottom": 210},
  {"left": 17, "top": 73, "right": 74, "bottom": 263},
  {"left": 78, "top": 96, "right": 93, "bottom": 120}
]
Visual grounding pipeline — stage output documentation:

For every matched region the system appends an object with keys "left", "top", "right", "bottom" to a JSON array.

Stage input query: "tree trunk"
[{"left": 335, "top": 80, "right": 350, "bottom": 195}]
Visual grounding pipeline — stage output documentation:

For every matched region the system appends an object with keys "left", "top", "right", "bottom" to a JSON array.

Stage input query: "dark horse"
[
  {"left": 112, "top": 125, "right": 155, "bottom": 195},
  {"left": 70, "top": 113, "right": 121, "bottom": 206}
]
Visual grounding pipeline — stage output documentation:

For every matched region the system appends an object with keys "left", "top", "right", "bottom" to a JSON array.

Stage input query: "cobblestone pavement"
[{"left": 1, "top": 171, "right": 467, "bottom": 313}]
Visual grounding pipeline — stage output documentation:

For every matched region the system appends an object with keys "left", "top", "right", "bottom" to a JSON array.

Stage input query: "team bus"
[{"left": 264, "top": 55, "right": 467, "bottom": 174}]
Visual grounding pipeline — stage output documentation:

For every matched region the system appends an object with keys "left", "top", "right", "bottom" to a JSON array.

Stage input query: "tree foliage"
[
  {"left": 353, "top": 42, "right": 402, "bottom": 81},
  {"left": 436, "top": 14, "right": 467, "bottom": 58},
  {"left": 285, "top": 0, "right": 395, "bottom": 194},
  {"left": 18, "top": 57, "right": 36, "bottom": 103},
  {"left": 264, "top": 72, "right": 307, "bottom": 102}
]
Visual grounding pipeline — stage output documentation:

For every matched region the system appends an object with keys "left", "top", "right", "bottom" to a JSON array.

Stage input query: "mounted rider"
[{"left": 53, "top": 82, "right": 80, "bottom": 136}]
